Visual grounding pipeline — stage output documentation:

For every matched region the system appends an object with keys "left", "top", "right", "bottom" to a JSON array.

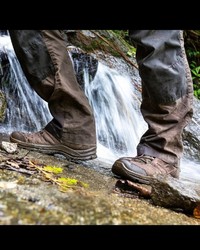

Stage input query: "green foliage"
[
  {"left": 111, "top": 30, "right": 136, "bottom": 57},
  {"left": 126, "top": 49, "right": 136, "bottom": 57},
  {"left": 191, "top": 60, "right": 200, "bottom": 99},
  {"left": 112, "top": 30, "right": 129, "bottom": 40},
  {"left": 190, "top": 61, "right": 200, "bottom": 79},
  {"left": 187, "top": 56, "right": 200, "bottom": 99},
  {"left": 184, "top": 30, "right": 200, "bottom": 99}
]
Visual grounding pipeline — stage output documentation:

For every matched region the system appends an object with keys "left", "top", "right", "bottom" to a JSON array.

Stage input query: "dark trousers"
[{"left": 129, "top": 30, "right": 193, "bottom": 166}]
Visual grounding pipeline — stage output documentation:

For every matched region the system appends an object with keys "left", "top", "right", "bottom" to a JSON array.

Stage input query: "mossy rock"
[{"left": 0, "top": 90, "right": 6, "bottom": 122}]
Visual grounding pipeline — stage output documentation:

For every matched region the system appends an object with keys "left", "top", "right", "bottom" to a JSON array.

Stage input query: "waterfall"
[
  {"left": 0, "top": 33, "right": 200, "bottom": 182},
  {"left": 0, "top": 34, "right": 52, "bottom": 133},
  {"left": 84, "top": 62, "right": 146, "bottom": 161}
]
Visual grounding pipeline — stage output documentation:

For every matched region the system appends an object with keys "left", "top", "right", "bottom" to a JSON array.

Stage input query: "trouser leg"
[
  {"left": 9, "top": 30, "right": 96, "bottom": 147},
  {"left": 129, "top": 30, "right": 193, "bottom": 165}
]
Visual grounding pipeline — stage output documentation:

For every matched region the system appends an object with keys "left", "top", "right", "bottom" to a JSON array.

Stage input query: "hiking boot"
[
  {"left": 10, "top": 129, "right": 97, "bottom": 161},
  {"left": 111, "top": 155, "right": 180, "bottom": 184}
]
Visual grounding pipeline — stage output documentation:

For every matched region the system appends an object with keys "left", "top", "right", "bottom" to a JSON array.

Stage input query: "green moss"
[{"left": 0, "top": 90, "right": 7, "bottom": 122}]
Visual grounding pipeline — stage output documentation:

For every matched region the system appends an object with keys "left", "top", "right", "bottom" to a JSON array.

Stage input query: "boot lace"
[{"left": 134, "top": 155, "right": 155, "bottom": 164}]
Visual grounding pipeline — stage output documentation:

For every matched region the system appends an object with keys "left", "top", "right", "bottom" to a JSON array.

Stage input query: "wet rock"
[
  {"left": 113, "top": 174, "right": 200, "bottom": 217},
  {"left": 0, "top": 141, "right": 17, "bottom": 153},
  {"left": 150, "top": 175, "right": 200, "bottom": 214},
  {"left": 0, "top": 149, "right": 200, "bottom": 225},
  {"left": 0, "top": 90, "right": 6, "bottom": 122}
]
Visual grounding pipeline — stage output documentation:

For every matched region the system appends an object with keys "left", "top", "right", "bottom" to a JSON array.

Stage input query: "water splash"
[{"left": 180, "top": 158, "right": 200, "bottom": 182}]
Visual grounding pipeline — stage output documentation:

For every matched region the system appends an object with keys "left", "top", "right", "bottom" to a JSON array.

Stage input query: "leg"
[
  {"left": 9, "top": 30, "right": 97, "bottom": 161},
  {"left": 112, "top": 30, "right": 193, "bottom": 184}
]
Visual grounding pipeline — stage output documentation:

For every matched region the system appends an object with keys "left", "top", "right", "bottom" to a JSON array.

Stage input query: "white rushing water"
[
  {"left": 0, "top": 34, "right": 52, "bottom": 132},
  {"left": 0, "top": 33, "right": 200, "bottom": 182}
]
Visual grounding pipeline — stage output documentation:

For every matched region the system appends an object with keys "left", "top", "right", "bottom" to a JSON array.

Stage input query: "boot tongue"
[
  {"left": 45, "top": 119, "right": 62, "bottom": 141},
  {"left": 136, "top": 155, "right": 155, "bottom": 164}
]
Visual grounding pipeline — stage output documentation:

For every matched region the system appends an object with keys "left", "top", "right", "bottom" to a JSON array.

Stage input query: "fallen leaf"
[{"left": 193, "top": 203, "right": 200, "bottom": 219}]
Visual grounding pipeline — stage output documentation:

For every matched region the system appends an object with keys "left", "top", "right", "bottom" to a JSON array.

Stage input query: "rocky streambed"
[{"left": 0, "top": 140, "right": 200, "bottom": 225}]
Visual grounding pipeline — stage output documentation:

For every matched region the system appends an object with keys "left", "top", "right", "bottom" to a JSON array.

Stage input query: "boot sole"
[
  {"left": 112, "top": 160, "right": 155, "bottom": 185},
  {"left": 10, "top": 136, "right": 97, "bottom": 161}
]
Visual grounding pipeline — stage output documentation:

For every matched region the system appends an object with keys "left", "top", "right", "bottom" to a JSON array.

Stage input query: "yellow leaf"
[
  {"left": 43, "top": 166, "right": 63, "bottom": 174},
  {"left": 57, "top": 177, "right": 78, "bottom": 185}
]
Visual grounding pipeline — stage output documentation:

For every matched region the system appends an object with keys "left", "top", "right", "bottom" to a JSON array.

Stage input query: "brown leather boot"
[
  {"left": 111, "top": 155, "right": 180, "bottom": 184},
  {"left": 10, "top": 129, "right": 97, "bottom": 161}
]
